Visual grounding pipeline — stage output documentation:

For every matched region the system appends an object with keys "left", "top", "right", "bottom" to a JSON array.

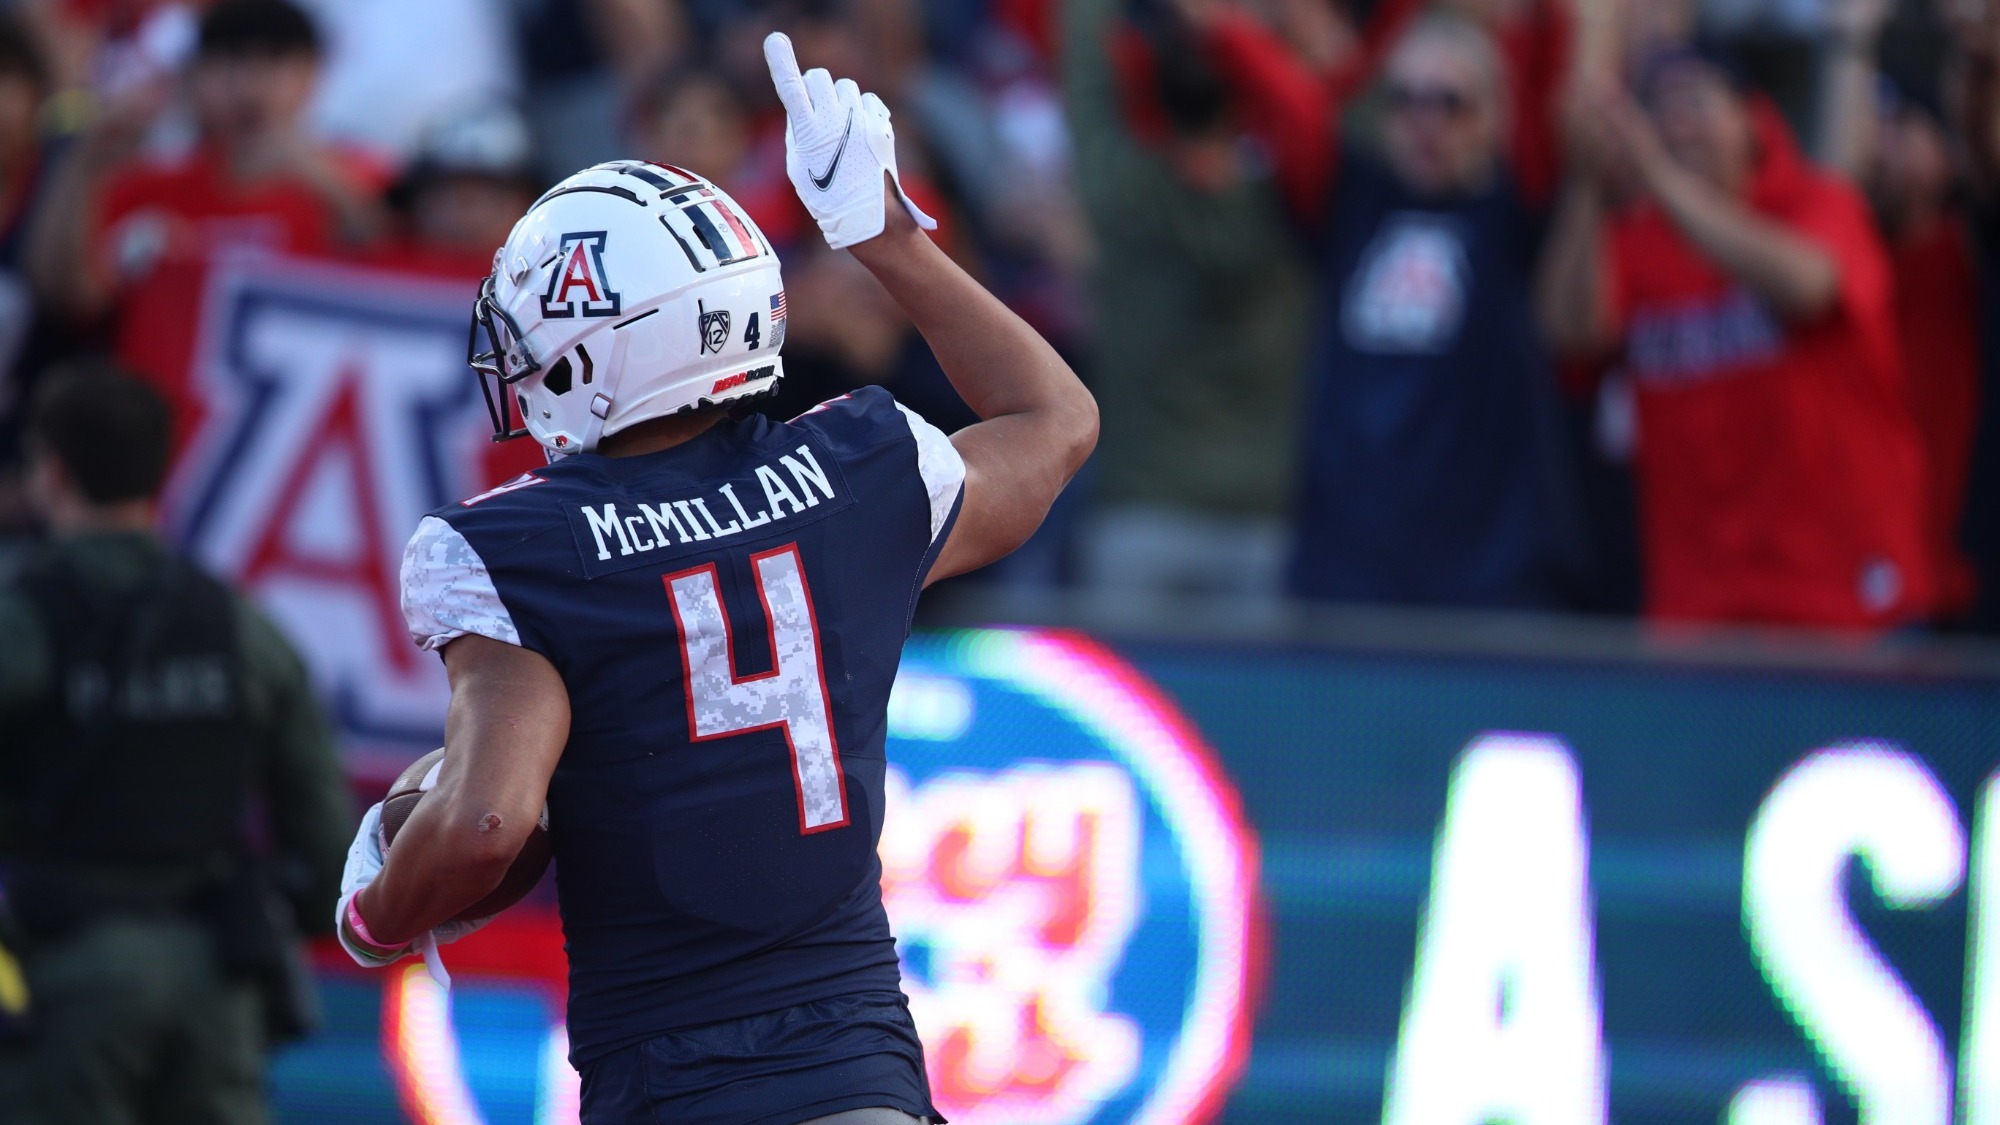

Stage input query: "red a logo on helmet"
[{"left": 541, "top": 232, "right": 623, "bottom": 319}]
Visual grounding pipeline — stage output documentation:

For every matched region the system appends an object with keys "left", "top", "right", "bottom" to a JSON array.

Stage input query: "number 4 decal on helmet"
[{"left": 657, "top": 187, "right": 766, "bottom": 273}]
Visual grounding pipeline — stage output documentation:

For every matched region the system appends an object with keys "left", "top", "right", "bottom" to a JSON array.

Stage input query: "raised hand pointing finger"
[
  {"left": 763, "top": 32, "right": 814, "bottom": 119},
  {"left": 762, "top": 29, "right": 936, "bottom": 248}
]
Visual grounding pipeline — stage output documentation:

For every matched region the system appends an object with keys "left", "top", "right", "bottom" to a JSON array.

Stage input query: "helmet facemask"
[{"left": 469, "top": 274, "right": 541, "bottom": 443}]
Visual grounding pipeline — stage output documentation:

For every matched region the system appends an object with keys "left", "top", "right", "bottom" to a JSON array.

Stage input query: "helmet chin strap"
[{"left": 570, "top": 410, "right": 608, "bottom": 458}]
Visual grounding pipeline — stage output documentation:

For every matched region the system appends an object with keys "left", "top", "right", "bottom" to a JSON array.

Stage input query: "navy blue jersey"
[{"left": 400, "top": 387, "right": 964, "bottom": 1064}]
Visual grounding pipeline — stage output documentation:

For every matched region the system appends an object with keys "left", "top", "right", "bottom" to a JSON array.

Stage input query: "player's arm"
[
  {"left": 766, "top": 34, "right": 1098, "bottom": 583},
  {"left": 347, "top": 636, "right": 569, "bottom": 949},
  {"left": 849, "top": 211, "right": 1095, "bottom": 583}
]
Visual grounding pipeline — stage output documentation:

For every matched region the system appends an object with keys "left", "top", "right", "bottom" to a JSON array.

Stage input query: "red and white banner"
[{"left": 120, "top": 250, "right": 540, "bottom": 772}]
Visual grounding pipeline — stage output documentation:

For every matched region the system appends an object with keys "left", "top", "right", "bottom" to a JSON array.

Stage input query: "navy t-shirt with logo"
[
  {"left": 399, "top": 388, "right": 964, "bottom": 1063},
  {"left": 1289, "top": 149, "right": 1584, "bottom": 607}
]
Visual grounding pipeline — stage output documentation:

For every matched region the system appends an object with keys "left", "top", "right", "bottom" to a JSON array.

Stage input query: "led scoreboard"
[{"left": 1128, "top": 633, "right": 2000, "bottom": 1125}]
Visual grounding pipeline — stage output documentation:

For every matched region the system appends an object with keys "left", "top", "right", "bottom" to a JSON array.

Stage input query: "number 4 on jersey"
[{"left": 665, "top": 544, "right": 849, "bottom": 833}]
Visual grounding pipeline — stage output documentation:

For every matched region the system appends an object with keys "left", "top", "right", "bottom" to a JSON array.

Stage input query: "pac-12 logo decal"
[
  {"left": 382, "top": 628, "right": 1261, "bottom": 1125},
  {"left": 698, "top": 299, "right": 730, "bottom": 355},
  {"left": 542, "top": 231, "right": 622, "bottom": 319}
]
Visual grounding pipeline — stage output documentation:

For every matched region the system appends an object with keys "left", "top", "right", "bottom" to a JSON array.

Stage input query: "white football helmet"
[{"left": 470, "top": 161, "right": 787, "bottom": 455}]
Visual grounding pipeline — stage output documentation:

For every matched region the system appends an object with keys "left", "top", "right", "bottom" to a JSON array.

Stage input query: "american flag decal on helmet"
[{"left": 769, "top": 291, "right": 788, "bottom": 352}]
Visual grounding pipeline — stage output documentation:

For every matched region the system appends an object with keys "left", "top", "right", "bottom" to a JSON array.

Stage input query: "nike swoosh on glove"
[{"left": 765, "top": 31, "right": 936, "bottom": 249}]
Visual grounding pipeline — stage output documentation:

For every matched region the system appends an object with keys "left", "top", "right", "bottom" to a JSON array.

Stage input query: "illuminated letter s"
[
  {"left": 1742, "top": 745, "right": 1963, "bottom": 1125},
  {"left": 1383, "top": 733, "right": 1607, "bottom": 1125}
]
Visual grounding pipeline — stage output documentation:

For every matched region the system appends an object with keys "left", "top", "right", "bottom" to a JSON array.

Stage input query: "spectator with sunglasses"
[{"left": 1195, "top": 5, "right": 1589, "bottom": 608}]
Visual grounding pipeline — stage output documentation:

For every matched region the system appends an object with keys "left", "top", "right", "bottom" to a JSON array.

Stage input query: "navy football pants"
[{"left": 576, "top": 991, "right": 939, "bottom": 1125}]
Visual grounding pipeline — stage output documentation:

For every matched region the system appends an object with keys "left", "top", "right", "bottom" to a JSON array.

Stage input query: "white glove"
[
  {"left": 764, "top": 31, "right": 936, "bottom": 249},
  {"left": 333, "top": 801, "right": 493, "bottom": 974},
  {"left": 335, "top": 803, "right": 406, "bottom": 968}
]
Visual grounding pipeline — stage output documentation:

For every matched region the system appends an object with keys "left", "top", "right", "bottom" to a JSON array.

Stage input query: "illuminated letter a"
[{"left": 1383, "top": 734, "right": 1607, "bottom": 1125}]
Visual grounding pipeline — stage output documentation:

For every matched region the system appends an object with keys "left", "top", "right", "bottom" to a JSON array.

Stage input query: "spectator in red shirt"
[
  {"left": 26, "top": 0, "right": 381, "bottom": 326},
  {"left": 1538, "top": 50, "right": 1933, "bottom": 629}
]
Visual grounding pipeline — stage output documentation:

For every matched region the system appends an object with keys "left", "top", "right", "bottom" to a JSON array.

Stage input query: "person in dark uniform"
[
  {"left": 333, "top": 32, "right": 1098, "bottom": 1125},
  {"left": 0, "top": 361, "right": 351, "bottom": 1125}
]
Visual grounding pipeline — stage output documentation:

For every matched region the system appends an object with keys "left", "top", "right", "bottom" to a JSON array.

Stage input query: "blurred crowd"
[
  {"left": 0, "top": 0, "right": 1996, "bottom": 634},
  {"left": 1072, "top": 0, "right": 2000, "bottom": 634}
]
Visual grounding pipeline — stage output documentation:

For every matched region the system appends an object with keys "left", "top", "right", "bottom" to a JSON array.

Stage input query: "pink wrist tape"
[{"left": 345, "top": 895, "right": 408, "bottom": 956}]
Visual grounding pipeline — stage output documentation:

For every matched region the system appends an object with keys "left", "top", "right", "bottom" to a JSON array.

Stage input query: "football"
[{"left": 379, "top": 748, "right": 553, "bottom": 922}]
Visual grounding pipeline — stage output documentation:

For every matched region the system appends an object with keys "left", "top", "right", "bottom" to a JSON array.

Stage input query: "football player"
[{"left": 332, "top": 32, "right": 1097, "bottom": 1125}]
